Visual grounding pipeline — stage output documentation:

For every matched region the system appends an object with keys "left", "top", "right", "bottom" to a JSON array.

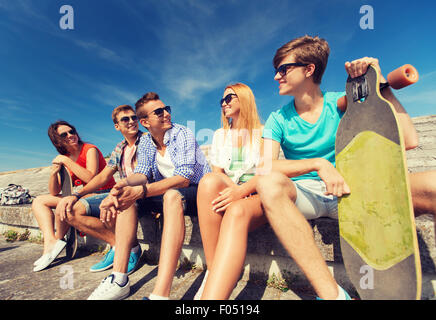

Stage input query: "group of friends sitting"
[{"left": 30, "top": 35, "right": 436, "bottom": 300}]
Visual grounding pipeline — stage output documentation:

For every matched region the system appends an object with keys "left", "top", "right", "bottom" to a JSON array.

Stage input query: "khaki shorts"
[{"left": 294, "top": 179, "right": 338, "bottom": 220}]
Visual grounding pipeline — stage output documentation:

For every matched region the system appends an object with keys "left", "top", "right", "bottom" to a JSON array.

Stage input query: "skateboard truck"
[
  {"left": 351, "top": 75, "right": 369, "bottom": 102},
  {"left": 337, "top": 64, "right": 418, "bottom": 110},
  {"left": 351, "top": 75, "right": 390, "bottom": 103}
]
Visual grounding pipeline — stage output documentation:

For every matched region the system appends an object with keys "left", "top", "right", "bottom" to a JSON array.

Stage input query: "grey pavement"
[{"left": 0, "top": 235, "right": 308, "bottom": 301}]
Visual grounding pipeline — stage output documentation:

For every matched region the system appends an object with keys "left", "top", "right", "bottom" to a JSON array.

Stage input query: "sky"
[{"left": 0, "top": 0, "right": 435, "bottom": 172}]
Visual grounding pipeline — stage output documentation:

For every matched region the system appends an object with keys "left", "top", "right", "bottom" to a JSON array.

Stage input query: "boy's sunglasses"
[
  {"left": 119, "top": 115, "right": 138, "bottom": 123},
  {"left": 59, "top": 129, "right": 76, "bottom": 138},
  {"left": 145, "top": 105, "right": 171, "bottom": 118},
  {"left": 220, "top": 93, "right": 237, "bottom": 106},
  {"left": 275, "top": 62, "right": 308, "bottom": 77}
]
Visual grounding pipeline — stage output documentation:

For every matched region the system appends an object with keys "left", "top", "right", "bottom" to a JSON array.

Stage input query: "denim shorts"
[
  {"left": 294, "top": 179, "right": 338, "bottom": 220},
  {"left": 79, "top": 191, "right": 110, "bottom": 218},
  {"left": 136, "top": 184, "right": 198, "bottom": 217},
  {"left": 79, "top": 190, "right": 151, "bottom": 219}
]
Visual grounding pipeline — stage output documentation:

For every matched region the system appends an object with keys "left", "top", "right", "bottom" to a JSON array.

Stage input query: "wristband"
[
  {"left": 142, "top": 185, "right": 147, "bottom": 198},
  {"left": 72, "top": 191, "right": 81, "bottom": 199}
]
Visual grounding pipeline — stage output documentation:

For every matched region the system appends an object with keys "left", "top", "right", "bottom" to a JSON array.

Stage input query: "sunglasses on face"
[
  {"left": 275, "top": 62, "right": 309, "bottom": 77},
  {"left": 220, "top": 93, "right": 237, "bottom": 107},
  {"left": 145, "top": 105, "right": 171, "bottom": 118},
  {"left": 118, "top": 115, "right": 138, "bottom": 123},
  {"left": 59, "top": 129, "right": 76, "bottom": 138}
]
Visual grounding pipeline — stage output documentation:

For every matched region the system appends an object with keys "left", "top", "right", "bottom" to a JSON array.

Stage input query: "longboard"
[
  {"left": 335, "top": 64, "right": 421, "bottom": 300},
  {"left": 60, "top": 165, "right": 78, "bottom": 260}
]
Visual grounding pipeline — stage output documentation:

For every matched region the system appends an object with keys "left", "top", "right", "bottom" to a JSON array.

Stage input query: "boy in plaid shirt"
[{"left": 96, "top": 92, "right": 210, "bottom": 300}]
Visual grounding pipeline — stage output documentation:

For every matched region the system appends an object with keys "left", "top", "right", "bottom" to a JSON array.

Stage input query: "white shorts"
[{"left": 294, "top": 179, "right": 338, "bottom": 220}]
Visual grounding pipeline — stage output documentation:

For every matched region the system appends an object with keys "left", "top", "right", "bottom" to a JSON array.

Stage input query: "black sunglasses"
[
  {"left": 220, "top": 93, "right": 237, "bottom": 106},
  {"left": 275, "top": 62, "right": 309, "bottom": 77},
  {"left": 59, "top": 129, "right": 76, "bottom": 138},
  {"left": 145, "top": 105, "right": 171, "bottom": 118},
  {"left": 118, "top": 115, "right": 138, "bottom": 123}
]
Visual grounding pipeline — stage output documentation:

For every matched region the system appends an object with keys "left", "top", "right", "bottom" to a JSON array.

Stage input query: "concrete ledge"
[{"left": 1, "top": 204, "right": 434, "bottom": 298}]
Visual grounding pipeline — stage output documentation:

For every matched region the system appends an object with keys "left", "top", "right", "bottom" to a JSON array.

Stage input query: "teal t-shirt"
[{"left": 262, "top": 91, "right": 345, "bottom": 181}]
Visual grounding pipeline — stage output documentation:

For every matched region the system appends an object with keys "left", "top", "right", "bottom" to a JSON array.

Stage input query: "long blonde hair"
[{"left": 221, "top": 83, "right": 262, "bottom": 146}]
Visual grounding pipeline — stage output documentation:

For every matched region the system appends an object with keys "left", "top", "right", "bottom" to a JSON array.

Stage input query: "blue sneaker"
[
  {"left": 127, "top": 246, "right": 142, "bottom": 275},
  {"left": 90, "top": 247, "right": 115, "bottom": 272},
  {"left": 316, "top": 286, "right": 352, "bottom": 300}
]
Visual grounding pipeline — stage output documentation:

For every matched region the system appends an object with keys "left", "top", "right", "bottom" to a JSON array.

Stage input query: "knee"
[
  {"left": 65, "top": 203, "right": 86, "bottom": 224},
  {"left": 198, "top": 172, "right": 225, "bottom": 195},
  {"left": 224, "top": 202, "right": 250, "bottom": 225},
  {"left": 32, "top": 194, "right": 45, "bottom": 209},
  {"left": 256, "top": 171, "right": 294, "bottom": 202},
  {"left": 31, "top": 194, "right": 50, "bottom": 213},
  {"left": 163, "top": 189, "right": 184, "bottom": 212}
]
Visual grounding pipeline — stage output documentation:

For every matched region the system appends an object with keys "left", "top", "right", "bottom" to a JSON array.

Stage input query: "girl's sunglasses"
[
  {"left": 59, "top": 129, "right": 76, "bottom": 138},
  {"left": 220, "top": 93, "right": 237, "bottom": 107},
  {"left": 145, "top": 105, "right": 171, "bottom": 118}
]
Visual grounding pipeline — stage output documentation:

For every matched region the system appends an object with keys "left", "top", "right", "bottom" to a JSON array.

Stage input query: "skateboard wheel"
[
  {"left": 337, "top": 96, "right": 347, "bottom": 111},
  {"left": 387, "top": 64, "right": 419, "bottom": 89}
]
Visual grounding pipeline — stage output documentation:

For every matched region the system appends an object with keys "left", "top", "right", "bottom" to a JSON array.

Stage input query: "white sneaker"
[
  {"left": 194, "top": 270, "right": 209, "bottom": 300},
  {"left": 34, "top": 253, "right": 50, "bottom": 266},
  {"left": 87, "top": 275, "right": 130, "bottom": 300},
  {"left": 33, "top": 240, "right": 67, "bottom": 272}
]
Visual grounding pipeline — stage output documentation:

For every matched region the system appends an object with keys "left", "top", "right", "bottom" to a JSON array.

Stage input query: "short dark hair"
[
  {"left": 273, "top": 35, "right": 330, "bottom": 84},
  {"left": 47, "top": 120, "right": 83, "bottom": 155},
  {"left": 135, "top": 92, "right": 160, "bottom": 119},
  {"left": 112, "top": 104, "right": 135, "bottom": 124}
]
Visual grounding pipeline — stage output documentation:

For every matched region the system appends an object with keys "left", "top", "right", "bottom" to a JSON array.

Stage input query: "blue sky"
[{"left": 0, "top": 0, "right": 435, "bottom": 172}]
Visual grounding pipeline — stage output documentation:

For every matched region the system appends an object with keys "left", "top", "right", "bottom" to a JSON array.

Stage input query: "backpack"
[{"left": 0, "top": 184, "right": 32, "bottom": 205}]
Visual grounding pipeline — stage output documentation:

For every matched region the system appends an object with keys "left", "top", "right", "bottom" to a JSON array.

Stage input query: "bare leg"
[
  {"left": 256, "top": 171, "right": 339, "bottom": 300},
  {"left": 65, "top": 201, "right": 115, "bottom": 246},
  {"left": 113, "top": 205, "right": 139, "bottom": 273},
  {"left": 32, "top": 194, "right": 63, "bottom": 254},
  {"left": 410, "top": 170, "right": 436, "bottom": 245},
  {"left": 197, "top": 172, "right": 235, "bottom": 268},
  {"left": 152, "top": 189, "right": 185, "bottom": 297},
  {"left": 201, "top": 195, "right": 266, "bottom": 299}
]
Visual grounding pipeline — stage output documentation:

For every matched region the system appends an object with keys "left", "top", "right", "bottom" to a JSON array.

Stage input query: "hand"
[
  {"left": 52, "top": 155, "right": 67, "bottom": 166},
  {"left": 345, "top": 57, "right": 386, "bottom": 82},
  {"left": 51, "top": 162, "right": 62, "bottom": 176},
  {"left": 316, "top": 158, "right": 351, "bottom": 197},
  {"left": 99, "top": 193, "right": 120, "bottom": 223},
  {"left": 100, "top": 185, "right": 143, "bottom": 222},
  {"left": 211, "top": 185, "right": 244, "bottom": 213},
  {"left": 56, "top": 195, "right": 79, "bottom": 221}
]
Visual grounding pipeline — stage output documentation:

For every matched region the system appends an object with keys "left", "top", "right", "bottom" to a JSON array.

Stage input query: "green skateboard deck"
[{"left": 335, "top": 65, "right": 421, "bottom": 300}]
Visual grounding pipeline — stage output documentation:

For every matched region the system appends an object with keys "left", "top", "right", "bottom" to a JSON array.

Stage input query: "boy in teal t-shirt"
[
  {"left": 256, "top": 35, "right": 424, "bottom": 300},
  {"left": 263, "top": 91, "right": 345, "bottom": 181}
]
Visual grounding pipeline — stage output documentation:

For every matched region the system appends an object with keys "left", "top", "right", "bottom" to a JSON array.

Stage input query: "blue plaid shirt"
[{"left": 134, "top": 123, "right": 210, "bottom": 183}]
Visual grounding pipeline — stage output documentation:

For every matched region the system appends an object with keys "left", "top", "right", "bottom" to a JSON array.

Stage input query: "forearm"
[
  {"left": 63, "top": 157, "right": 97, "bottom": 183},
  {"left": 271, "top": 158, "right": 323, "bottom": 178},
  {"left": 48, "top": 173, "right": 61, "bottom": 195},
  {"left": 77, "top": 167, "right": 116, "bottom": 197},
  {"left": 238, "top": 176, "right": 259, "bottom": 197},
  {"left": 381, "top": 87, "right": 419, "bottom": 150},
  {"left": 145, "top": 175, "right": 190, "bottom": 198},
  {"left": 125, "top": 173, "right": 149, "bottom": 187}
]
